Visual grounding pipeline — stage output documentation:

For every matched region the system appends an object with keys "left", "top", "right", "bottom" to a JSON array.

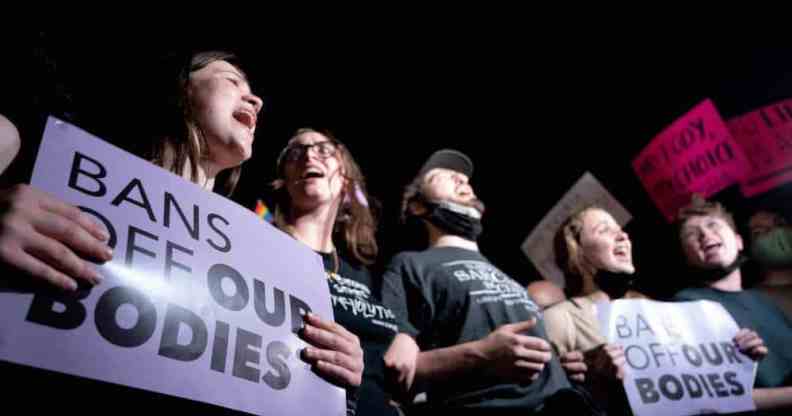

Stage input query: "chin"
[{"left": 608, "top": 265, "right": 634, "bottom": 274}]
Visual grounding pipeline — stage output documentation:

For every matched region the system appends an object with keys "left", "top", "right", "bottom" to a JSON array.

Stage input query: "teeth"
[{"left": 703, "top": 244, "right": 721, "bottom": 253}]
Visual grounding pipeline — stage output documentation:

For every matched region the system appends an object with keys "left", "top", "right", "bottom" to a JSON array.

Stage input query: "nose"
[
  {"left": 616, "top": 229, "right": 628, "bottom": 242},
  {"left": 453, "top": 172, "right": 469, "bottom": 185},
  {"left": 244, "top": 93, "right": 264, "bottom": 115},
  {"left": 694, "top": 229, "right": 715, "bottom": 249}
]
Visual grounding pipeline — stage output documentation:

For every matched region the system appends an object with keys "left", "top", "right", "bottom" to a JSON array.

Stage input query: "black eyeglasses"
[{"left": 282, "top": 141, "right": 339, "bottom": 162}]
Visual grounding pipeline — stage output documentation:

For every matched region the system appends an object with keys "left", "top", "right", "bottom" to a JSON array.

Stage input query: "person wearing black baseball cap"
[
  {"left": 379, "top": 149, "right": 596, "bottom": 415},
  {"left": 396, "top": 149, "right": 484, "bottom": 243}
]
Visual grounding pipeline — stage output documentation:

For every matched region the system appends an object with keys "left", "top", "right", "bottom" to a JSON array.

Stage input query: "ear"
[
  {"left": 408, "top": 199, "right": 428, "bottom": 216},
  {"left": 341, "top": 177, "right": 352, "bottom": 205},
  {"left": 735, "top": 232, "right": 744, "bottom": 252}
]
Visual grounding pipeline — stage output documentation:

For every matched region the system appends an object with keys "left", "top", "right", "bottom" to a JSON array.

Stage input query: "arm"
[
  {"left": 0, "top": 114, "right": 21, "bottom": 177},
  {"left": 380, "top": 257, "right": 551, "bottom": 388},
  {"left": 753, "top": 387, "right": 792, "bottom": 410},
  {"left": 0, "top": 113, "right": 112, "bottom": 291},
  {"left": 543, "top": 302, "right": 575, "bottom": 356},
  {"left": 380, "top": 257, "right": 423, "bottom": 394},
  {"left": 383, "top": 333, "right": 420, "bottom": 395},
  {"left": 414, "top": 318, "right": 552, "bottom": 385}
]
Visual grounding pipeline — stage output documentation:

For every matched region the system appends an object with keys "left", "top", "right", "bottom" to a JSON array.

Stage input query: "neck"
[
  {"left": 587, "top": 289, "right": 610, "bottom": 303},
  {"left": 196, "top": 158, "right": 220, "bottom": 191},
  {"left": 160, "top": 139, "right": 219, "bottom": 192},
  {"left": 581, "top": 277, "right": 604, "bottom": 299},
  {"left": 285, "top": 200, "right": 339, "bottom": 253},
  {"left": 428, "top": 223, "right": 479, "bottom": 251},
  {"left": 711, "top": 268, "right": 743, "bottom": 292}
]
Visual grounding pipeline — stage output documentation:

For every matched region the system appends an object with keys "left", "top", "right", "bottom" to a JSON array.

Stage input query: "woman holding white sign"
[
  {"left": 545, "top": 206, "right": 635, "bottom": 414},
  {"left": 0, "top": 50, "right": 263, "bottom": 290},
  {"left": 270, "top": 128, "right": 405, "bottom": 416},
  {"left": 546, "top": 206, "right": 768, "bottom": 414},
  {"left": 0, "top": 51, "right": 364, "bottom": 413}
]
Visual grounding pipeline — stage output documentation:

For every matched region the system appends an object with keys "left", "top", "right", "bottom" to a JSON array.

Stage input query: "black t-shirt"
[
  {"left": 380, "top": 246, "right": 571, "bottom": 412},
  {"left": 674, "top": 286, "right": 792, "bottom": 388},
  {"left": 318, "top": 251, "right": 400, "bottom": 416}
]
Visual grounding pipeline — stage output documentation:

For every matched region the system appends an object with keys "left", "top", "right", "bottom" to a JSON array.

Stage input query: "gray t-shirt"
[
  {"left": 674, "top": 286, "right": 792, "bottom": 388},
  {"left": 381, "top": 246, "right": 571, "bottom": 412}
]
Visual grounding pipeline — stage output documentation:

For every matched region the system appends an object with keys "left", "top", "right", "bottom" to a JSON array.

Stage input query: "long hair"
[
  {"left": 141, "top": 51, "right": 245, "bottom": 196},
  {"left": 554, "top": 205, "right": 601, "bottom": 297},
  {"left": 272, "top": 128, "right": 378, "bottom": 265}
]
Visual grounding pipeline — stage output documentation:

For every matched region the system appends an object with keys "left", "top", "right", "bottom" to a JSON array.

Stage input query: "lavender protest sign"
[
  {"left": 0, "top": 117, "right": 345, "bottom": 416},
  {"left": 603, "top": 299, "right": 756, "bottom": 416}
]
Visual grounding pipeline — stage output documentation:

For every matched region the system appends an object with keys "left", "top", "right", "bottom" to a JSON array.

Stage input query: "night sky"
[{"left": 6, "top": 31, "right": 792, "bottom": 297}]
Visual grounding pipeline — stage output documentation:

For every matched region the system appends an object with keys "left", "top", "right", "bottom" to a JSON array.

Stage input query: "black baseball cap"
[{"left": 416, "top": 149, "right": 474, "bottom": 179}]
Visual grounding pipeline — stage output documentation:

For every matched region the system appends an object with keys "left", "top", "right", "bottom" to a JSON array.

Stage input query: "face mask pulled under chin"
[
  {"left": 594, "top": 270, "right": 636, "bottom": 299},
  {"left": 686, "top": 254, "right": 748, "bottom": 285},
  {"left": 751, "top": 227, "right": 792, "bottom": 269},
  {"left": 422, "top": 200, "right": 484, "bottom": 241}
]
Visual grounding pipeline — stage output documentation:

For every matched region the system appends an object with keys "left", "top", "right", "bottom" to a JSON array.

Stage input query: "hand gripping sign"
[{"left": 603, "top": 299, "right": 756, "bottom": 416}]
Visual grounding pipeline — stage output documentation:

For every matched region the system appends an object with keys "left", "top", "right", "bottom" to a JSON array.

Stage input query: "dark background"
[{"left": 5, "top": 31, "right": 792, "bottom": 298}]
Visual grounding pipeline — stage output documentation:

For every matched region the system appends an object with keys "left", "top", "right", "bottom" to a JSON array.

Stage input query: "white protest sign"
[
  {"left": 605, "top": 299, "right": 756, "bottom": 416},
  {"left": 0, "top": 117, "right": 345, "bottom": 416},
  {"left": 521, "top": 172, "right": 631, "bottom": 288}
]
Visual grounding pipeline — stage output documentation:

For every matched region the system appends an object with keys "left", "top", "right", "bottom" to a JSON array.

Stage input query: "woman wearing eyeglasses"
[{"left": 270, "top": 128, "right": 404, "bottom": 416}]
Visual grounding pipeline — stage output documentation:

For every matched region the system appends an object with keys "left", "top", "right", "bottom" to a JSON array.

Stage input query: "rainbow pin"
[{"left": 255, "top": 200, "right": 274, "bottom": 223}]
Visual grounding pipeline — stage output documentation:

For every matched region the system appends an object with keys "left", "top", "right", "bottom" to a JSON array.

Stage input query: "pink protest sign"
[
  {"left": 727, "top": 98, "right": 792, "bottom": 197},
  {"left": 632, "top": 99, "right": 751, "bottom": 222}
]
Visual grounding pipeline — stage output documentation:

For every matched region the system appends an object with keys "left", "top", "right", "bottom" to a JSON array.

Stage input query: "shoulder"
[
  {"left": 386, "top": 248, "right": 453, "bottom": 270},
  {"left": 544, "top": 300, "right": 577, "bottom": 355},
  {"left": 388, "top": 250, "right": 422, "bottom": 265},
  {"left": 544, "top": 300, "right": 575, "bottom": 322},
  {"left": 672, "top": 286, "right": 712, "bottom": 301},
  {"left": 744, "top": 289, "right": 787, "bottom": 313},
  {"left": 337, "top": 255, "right": 373, "bottom": 284},
  {"left": 545, "top": 298, "right": 595, "bottom": 325},
  {"left": 0, "top": 114, "right": 21, "bottom": 175}
]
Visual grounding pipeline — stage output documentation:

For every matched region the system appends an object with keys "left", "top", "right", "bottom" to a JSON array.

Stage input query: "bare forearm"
[
  {"left": 413, "top": 319, "right": 551, "bottom": 388},
  {"left": 753, "top": 387, "right": 792, "bottom": 410},
  {"left": 414, "top": 339, "right": 485, "bottom": 384},
  {"left": 0, "top": 114, "right": 21, "bottom": 177}
]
